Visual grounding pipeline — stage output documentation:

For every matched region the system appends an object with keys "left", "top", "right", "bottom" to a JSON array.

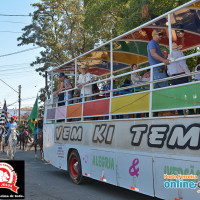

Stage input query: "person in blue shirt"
[
  {"left": 103, "top": 80, "right": 118, "bottom": 97},
  {"left": 34, "top": 120, "right": 43, "bottom": 143},
  {"left": 147, "top": 29, "right": 170, "bottom": 88},
  {"left": 5, "top": 117, "right": 18, "bottom": 144},
  {"left": 27, "top": 119, "right": 43, "bottom": 151}
]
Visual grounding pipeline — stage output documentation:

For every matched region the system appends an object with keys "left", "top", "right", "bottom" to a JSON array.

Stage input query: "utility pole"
[{"left": 18, "top": 85, "right": 21, "bottom": 124}]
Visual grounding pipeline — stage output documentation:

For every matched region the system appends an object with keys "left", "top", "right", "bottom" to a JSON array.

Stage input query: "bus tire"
[{"left": 68, "top": 150, "right": 84, "bottom": 184}]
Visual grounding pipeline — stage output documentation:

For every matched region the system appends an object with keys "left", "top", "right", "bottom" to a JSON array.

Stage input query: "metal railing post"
[
  {"left": 168, "top": 13, "right": 173, "bottom": 59},
  {"left": 109, "top": 41, "right": 113, "bottom": 120}
]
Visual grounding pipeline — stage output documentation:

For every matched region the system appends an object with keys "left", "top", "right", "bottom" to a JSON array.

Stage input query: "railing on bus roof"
[{"left": 45, "top": 51, "right": 200, "bottom": 123}]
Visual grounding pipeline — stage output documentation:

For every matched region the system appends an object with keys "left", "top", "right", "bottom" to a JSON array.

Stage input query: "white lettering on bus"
[
  {"left": 167, "top": 124, "right": 200, "bottom": 149},
  {"left": 70, "top": 126, "right": 83, "bottom": 141},
  {"left": 148, "top": 125, "right": 169, "bottom": 148},
  {"left": 55, "top": 126, "right": 83, "bottom": 141},
  {"left": 130, "top": 123, "right": 200, "bottom": 150},
  {"left": 130, "top": 125, "right": 148, "bottom": 146},
  {"left": 56, "top": 126, "right": 63, "bottom": 140},
  {"left": 93, "top": 124, "right": 115, "bottom": 144},
  {"left": 63, "top": 126, "right": 70, "bottom": 140}
]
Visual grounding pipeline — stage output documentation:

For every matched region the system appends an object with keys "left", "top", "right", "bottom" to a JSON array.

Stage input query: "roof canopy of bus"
[{"left": 51, "top": 0, "right": 200, "bottom": 76}]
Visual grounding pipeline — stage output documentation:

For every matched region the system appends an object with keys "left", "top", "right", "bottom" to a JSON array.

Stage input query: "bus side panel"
[
  {"left": 43, "top": 124, "right": 55, "bottom": 162},
  {"left": 116, "top": 153, "right": 154, "bottom": 196},
  {"left": 154, "top": 157, "right": 200, "bottom": 200},
  {"left": 90, "top": 150, "right": 117, "bottom": 185},
  {"left": 44, "top": 124, "right": 68, "bottom": 169}
]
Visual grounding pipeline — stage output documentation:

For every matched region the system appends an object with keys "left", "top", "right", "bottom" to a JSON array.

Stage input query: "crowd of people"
[
  {"left": 53, "top": 28, "right": 199, "bottom": 116},
  {"left": 0, "top": 117, "right": 43, "bottom": 147}
]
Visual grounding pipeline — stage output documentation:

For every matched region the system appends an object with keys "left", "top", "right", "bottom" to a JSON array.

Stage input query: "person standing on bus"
[
  {"left": 131, "top": 64, "right": 142, "bottom": 85},
  {"left": 77, "top": 65, "right": 92, "bottom": 102},
  {"left": 167, "top": 43, "right": 191, "bottom": 84},
  {"left": 62, "top": 74, "right": 73, "bottom": 105},
  {"left": 54, "top": 73, "right": 72, "bottom": 106},
  {"left": 147, "top": 29, "right": 170, "bottom": 89},
  {"left": 167, "top": 42, "right": 194, "bottom": 115}
]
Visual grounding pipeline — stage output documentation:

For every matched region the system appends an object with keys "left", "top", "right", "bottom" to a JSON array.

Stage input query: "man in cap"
[
  {"left": 147, "top": 29, "right": 170, "bottom": 88},
  {"left": 77, "top": 65, "right": 92, "bottom": 101}
]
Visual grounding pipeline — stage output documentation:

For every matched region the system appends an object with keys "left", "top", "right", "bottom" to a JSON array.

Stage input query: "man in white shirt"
[
  {"left": 77, "top": 65, "right": 92, "bottom": 102},
  {"left": 167, "top": 42, "right": 191, "bottom": 85}
]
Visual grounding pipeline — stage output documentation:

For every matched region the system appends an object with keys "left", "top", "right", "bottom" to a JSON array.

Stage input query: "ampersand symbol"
[{"left": 129, "top": 158, "right": 139, "bottom": 177}]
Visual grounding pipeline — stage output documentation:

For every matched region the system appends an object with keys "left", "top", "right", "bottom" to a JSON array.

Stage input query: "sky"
[{"left": 0, "top": 0, "right": 44, "bottom": 109}]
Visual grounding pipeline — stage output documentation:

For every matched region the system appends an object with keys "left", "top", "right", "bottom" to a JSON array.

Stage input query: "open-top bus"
[{"left": 43, "top": 0, "right": 200, "bottom": 199}]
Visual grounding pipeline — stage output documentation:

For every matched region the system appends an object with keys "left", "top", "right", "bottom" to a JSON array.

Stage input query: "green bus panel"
[{"left": 152, "top": 83, "right": 200, "bottom": 110}]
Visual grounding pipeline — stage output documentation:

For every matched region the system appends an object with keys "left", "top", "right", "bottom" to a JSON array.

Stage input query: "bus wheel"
[{"left": 68, "top": 150, "right": 84, "bottom": 184}]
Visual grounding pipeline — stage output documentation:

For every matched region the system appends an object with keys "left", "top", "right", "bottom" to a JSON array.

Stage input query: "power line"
[
  {"left": 0, "top": 79, "right": 18, "bottom": 93},
  {"left": 0, "top": 14, "right": 31, "bottom": 17},
  {"left": 0, "top": 31, "right": 23, "bottom": 34},
  {"left": 0, "top": 20, "right": 28, "bottom": 24},
  {"left": 0, "top": 63, "right": 42, "bottom": 68},
  {"left": 7, "top": 100, "right": 18, "bottom": 107},
  {"left": 21, "top": 96, "right": 37, "bottom": 101},
  {"left": 0, "top": 47, "right": 41, "bottom": 58},
  {"left": 0, "top": 66, "right": 37, "bottom": 72},
  {"left": 0, "top": 67, "right": 37, "bottom": 72},
  {"left": 0, "top": 70, "right": 34, "bottom": 76}
]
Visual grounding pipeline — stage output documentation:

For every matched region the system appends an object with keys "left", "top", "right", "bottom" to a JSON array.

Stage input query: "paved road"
[{"left": 0, "top": 148, "right": 161, "bottom": 200}]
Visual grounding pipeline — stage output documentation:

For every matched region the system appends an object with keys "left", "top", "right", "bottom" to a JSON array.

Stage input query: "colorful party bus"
[{"left": 43, "top": 0, "right": 200, "bottom": 199}]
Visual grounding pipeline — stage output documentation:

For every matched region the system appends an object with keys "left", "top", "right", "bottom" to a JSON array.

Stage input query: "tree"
[
  {"left": 18, "top": 0, "right": 95, "bottom": 73},
  {"left": 84, "top": 0, "right": 190, "bottom": 41}
]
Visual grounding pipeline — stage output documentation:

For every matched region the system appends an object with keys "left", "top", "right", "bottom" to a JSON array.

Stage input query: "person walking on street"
[{"left": 147, "top": 29, "right": 170, "bottom": 88}]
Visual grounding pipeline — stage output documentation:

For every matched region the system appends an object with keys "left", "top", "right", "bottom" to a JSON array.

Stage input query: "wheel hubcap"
[{"left": 70, "top": 157, "right": 79, "bottom": 177}]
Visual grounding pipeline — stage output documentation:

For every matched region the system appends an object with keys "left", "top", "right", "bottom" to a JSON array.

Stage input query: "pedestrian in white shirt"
[
  {"left": 77, "top": 65, "right": 92, "bottom": 102},
  {"left": 167, "top": 42, "right": 194, "bottom": 115},
  {"left": 167, "top": 42, "right": 191, "bottom": 85}
]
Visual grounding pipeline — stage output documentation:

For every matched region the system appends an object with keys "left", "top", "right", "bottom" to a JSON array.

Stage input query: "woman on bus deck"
[{"left": 131, "top": 64, "right": 142, "bottom": 85}]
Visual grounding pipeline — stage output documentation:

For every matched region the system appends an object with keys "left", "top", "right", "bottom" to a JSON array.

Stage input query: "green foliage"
[
  {"left": 17, "top": 122, "right": 23, "bottom": 133},
  {"left": 19, "top": 0, "right": 192, "bottom": 72},
  {"left": 84, "top": 0, "right": 190, "bottom": 41},
  {"left": 18, "top": 0, "right": 96, "bottom": 72},
  {"left": 184, "top": 48, "right": 200, "bottom": 71}
]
